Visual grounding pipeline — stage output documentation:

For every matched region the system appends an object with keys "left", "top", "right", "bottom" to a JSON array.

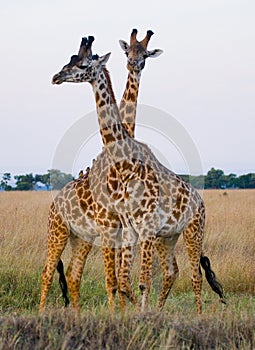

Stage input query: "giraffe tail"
[
  {"left": 56, "top": 259, "right": 70, "bottom": 307},
  {"left": 200, "top": 255, "right": 226, "bottom": 304}
]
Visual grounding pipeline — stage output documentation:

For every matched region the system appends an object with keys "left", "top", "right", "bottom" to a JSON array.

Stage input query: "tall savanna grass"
[{"left": 0, "top": 190, "right": 254, "bottom": 349}]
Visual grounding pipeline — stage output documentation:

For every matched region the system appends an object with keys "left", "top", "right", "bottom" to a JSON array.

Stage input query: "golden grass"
[
  {"left": 0, "top": 191, "right": 51, "bottom": 272},
  {"left": 203, "top": 190, "right": 255, "bottom": 294},
  {"left": 0, "top": 190, "right": 254, "bottom": 295},
  {"left": 0, "top": 189, "right": 254, "bottom": 304},
  {"left": 0, "top": 190, "right": 255, "bottom": 349}
]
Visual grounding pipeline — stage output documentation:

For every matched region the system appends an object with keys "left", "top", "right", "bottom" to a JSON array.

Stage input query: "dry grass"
[
  {"left": 0, "top": 190, "right": 255, "bottom": 349},
  {"left": 171, "top": 189, "right": 255, "bottom": 295},
  {"left": 203, "top": 190, "right": 255, "bottom": 295},
  {"left": 0, "top": 191, "right": 51, "bottom": 271}
]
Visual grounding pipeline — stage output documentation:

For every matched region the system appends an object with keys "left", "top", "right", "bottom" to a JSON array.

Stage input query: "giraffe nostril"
[{"left": 128, "top": 59, "right": 135, "bottom": 66}]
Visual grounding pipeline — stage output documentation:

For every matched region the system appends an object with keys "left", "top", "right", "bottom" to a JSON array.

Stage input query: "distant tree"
[
  {"left": 34, "top": 173, "right": 51, "bottom": 188},
  {"left": 47, "top": 169, "right": 73, "bottom": 190},
  {"left": 205, "top": 168, "right": 225, "bottom": 189},
  {"left": 179, "top": 174, "right": 205, "bottom": 189},
  {"left": 236, "top": 173, "right": 255, "bottom": 189},
  {"left": 14, "top": 173, "right": 35, "bottom": 191},
  {"left": 222, "top": 173, "right": 237, "bottom": 188},
  {"left": 190, "top": 175, "right": 205, "bottom": 189},
  {"left": 248, "top": 174, "right": 255, "bottom": 188},
  {"left": 0, "top": 172, "right": 12, "bottom": 191},
  {"left": 34, "top": 174, "right": 43, "bottom": 183},
  {"left": 179, "top": 174, "right": 190, "bottom": 183}
]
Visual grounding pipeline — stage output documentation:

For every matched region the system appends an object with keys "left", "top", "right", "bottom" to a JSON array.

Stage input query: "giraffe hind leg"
[
  {"left": 183, "top": 224, "right": 204, "bottom": 313},
  {"left": 154, "top": 236, "right": 179, "bottom": 310},
  {"left": 65, "top": 234, "right": 93, "bottom": 311}
]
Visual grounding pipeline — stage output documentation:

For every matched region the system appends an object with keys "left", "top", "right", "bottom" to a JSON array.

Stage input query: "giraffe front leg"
[
  {"left": 154, "top": 237, "right": 179, "bottom": 310},
  {"left": 139, "top": 237, "right": 155, "bottom": 312},
  {"left": 117, "top": 228, "right": 138, "bottom": 310},
  {"left": 116, "top": 248, "right": 126, "bottom": 310},
  {"left": 102, "top": 246, "right": 118, "bottom": 313},
  {"left": 118, "top": 245, "right": 138, "bottom": 310},
  {"left": 66, "top": 235, "right": 93, "bottom": 312}
]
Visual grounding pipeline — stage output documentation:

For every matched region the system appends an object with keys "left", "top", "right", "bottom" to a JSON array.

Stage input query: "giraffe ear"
[
  {"left": 146, "top": 49, "right": 163, "bottom": 58},
  {"left": 119, "top": 40, "right": 129, "bottom": 54},
  {"left": 98, "top": 52, "right": 111, "bottom": 65}
]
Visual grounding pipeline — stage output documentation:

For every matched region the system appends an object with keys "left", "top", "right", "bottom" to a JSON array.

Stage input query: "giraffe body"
[{"left": 50, "top": 36, "right": 224, "bottom": 315}]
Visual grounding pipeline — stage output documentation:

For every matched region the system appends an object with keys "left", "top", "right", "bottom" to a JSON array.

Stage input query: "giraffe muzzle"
[{"left": 52, "top": 72, "right": 64, "bottom": 85}]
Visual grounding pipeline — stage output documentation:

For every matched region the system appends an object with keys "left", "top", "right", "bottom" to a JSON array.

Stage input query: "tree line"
[
  {"left": 0, "top": 167, "right": 254, "bottom": 191},
  {"left": 180, "top": 168, "right": 255, "bottom": 189},
  {"left": 0, "top": 169, "right": 73, "bottom": 191}
]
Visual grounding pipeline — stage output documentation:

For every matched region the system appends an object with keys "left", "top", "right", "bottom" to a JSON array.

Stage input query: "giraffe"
[
  {"left": 39, "top": 30, "right": 162, "bottom": 312},
  {"left": 51, "top": 36, "right": 225, "bottom": 314}
]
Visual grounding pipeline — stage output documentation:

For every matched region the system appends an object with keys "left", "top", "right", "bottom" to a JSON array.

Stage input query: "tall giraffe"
[
  {"left": 51, "top": 37, "right": 224, "bottom": 314},
  {"left": 39, "top": 30, "right": 162, "bottom": 312}
]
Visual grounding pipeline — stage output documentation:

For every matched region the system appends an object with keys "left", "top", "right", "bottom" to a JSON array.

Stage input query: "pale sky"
[{"left": 1, "top": 0, "right": 254, "bottom": 176}]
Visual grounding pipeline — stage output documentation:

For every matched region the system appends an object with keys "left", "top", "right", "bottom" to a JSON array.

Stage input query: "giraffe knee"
[
  {"left": 139, "top": 283, "right": 147, "bottom": 293},
  {"left": 112, "top": 286, "right": 117, "bottom": 294},
  {"left": 118, "top": 278, "right": 130, "bottom": 294},
  {"left": 105, "top": 276, "right": 118, "bottom": 293},
  {"left": 165, "top": 269, "right": 179, "bottom": 282}
]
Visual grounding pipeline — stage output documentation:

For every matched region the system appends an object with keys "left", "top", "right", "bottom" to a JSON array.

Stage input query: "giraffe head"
[
  {"left": 119, "top": 29, "right": 163, "bottom": 73},
  {"left": 52, "top": 36, "right": 111, "bottom": 85}
]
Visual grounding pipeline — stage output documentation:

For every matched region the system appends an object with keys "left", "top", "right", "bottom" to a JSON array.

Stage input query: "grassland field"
[{"left": 0, "top": 190, "right": 254, "bottom": 349}]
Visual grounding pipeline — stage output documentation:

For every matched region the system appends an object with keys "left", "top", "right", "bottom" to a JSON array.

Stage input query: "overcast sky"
[{"left": 1, "top": 0, "right": 254, "bottom": 176}]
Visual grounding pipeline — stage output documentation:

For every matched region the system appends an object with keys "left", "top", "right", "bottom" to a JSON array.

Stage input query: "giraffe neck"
[
  {"left": 91, "top": 68, "right": 129, "bottom": 155},
  {"left": 119, "top": 71, "right": 141, "bottom": 138}
]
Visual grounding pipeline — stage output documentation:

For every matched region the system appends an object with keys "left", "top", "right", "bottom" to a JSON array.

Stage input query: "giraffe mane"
[{"left": 102, "top": 67, "right": 117, "bottom": 107}]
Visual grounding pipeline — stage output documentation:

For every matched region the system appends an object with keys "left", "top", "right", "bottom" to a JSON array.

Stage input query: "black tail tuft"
[
  {"left": 200, "top": 255, "right": 226, "bottom": 304},
  {"left": 56, "top": 259, "right": 70, "bottom": 307}
]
